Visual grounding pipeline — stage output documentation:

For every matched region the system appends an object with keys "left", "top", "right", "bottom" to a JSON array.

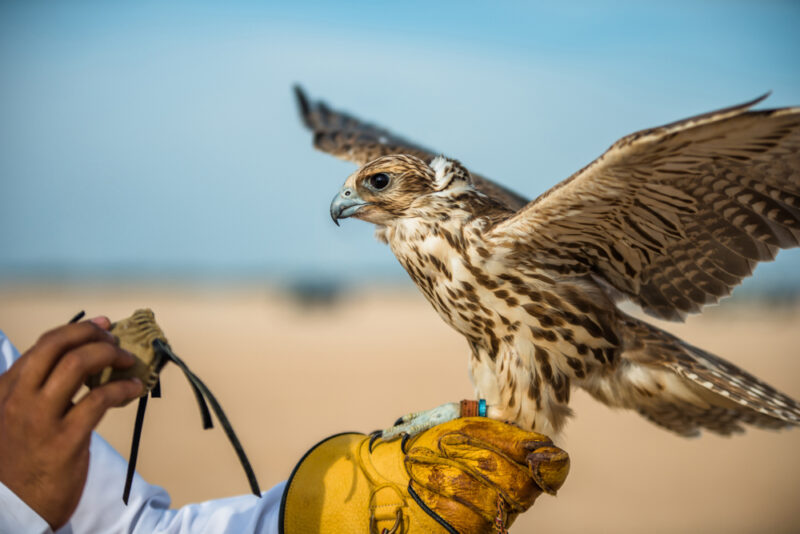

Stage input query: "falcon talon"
[
  {"left": 400, "top": 433, "right": 411, "bottom": 454},
  {"left": 368, "top": 430, "right": 383, "bottom": 453},
  {"left": 393, "top": 416, "right": 405, "bottom": 427}
]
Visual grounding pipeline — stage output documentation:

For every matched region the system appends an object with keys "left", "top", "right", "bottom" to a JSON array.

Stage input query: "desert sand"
[{"left": 1, "top": 283, "right": 798, "bottom": 533}]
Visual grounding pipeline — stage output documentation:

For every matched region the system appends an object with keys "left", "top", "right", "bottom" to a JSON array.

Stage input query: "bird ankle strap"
[
  {"left": 460, "top": 399, "right": 488, "bottom": 418},
  {"left": 81, "top": 308, "right": 261, "bottom": 504}
]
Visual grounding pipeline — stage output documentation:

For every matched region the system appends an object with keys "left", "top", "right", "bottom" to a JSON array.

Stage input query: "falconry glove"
[
  {"left": 280, "top": 417, "right": 569, "bottom": 533},
  {"left": 82, "top": 309, "right": 260, "bottom": 504}
]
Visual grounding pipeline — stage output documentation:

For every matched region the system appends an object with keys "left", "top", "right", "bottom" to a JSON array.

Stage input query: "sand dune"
[{"left": 1, "top": 284, "right": 798, "bottom": 533}]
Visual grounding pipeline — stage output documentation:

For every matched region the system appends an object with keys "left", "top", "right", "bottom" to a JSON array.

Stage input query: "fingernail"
[{"left": 89, "top": 316, "right": 112, "bottom": 329}]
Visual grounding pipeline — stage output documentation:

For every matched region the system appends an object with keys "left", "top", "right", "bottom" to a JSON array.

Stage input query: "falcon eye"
[{"left": 369, "top": 173, "right": 390, "bottom": 190}]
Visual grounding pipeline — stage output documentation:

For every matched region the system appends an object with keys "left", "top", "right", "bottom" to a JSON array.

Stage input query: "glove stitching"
[{"left": 356, "top": 438, "right": 410, "bottom": 533}]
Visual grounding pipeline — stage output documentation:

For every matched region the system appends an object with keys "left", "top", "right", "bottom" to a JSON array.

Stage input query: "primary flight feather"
[{"left": 296, "top": 86, "right": 800, "bottom": 438}]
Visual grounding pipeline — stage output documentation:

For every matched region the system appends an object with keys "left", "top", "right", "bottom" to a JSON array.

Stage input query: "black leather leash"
[
  {"left": 121, "top": 338, "right": 261, "bottom": 504},
  {"left": 68, "top": 310, "right": 260, "bottom": 504}
]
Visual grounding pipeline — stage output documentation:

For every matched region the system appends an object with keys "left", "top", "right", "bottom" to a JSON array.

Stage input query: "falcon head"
[{"left": 330, "top": 154, "right": 470, "bottom": 226}]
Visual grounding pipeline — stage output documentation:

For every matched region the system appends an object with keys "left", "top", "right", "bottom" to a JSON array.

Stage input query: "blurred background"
[{"left": 1, "top": 1, "right": 799, "bottom": 532}]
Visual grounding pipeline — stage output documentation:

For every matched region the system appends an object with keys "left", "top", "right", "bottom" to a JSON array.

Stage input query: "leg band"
[
  {"left": 460, "top": 399, "right": 487, "bottom": 418},
  {"left": 460, "top": 399, "right": 478, "bottom": 417}
]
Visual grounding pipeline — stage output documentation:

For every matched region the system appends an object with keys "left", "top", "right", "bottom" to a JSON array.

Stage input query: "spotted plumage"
[{"left": 298, "top": 87, "right": 800, "bottom": 438}]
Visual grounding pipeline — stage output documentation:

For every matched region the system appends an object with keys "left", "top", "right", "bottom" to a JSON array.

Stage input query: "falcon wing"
[
  {"left": 294, "top": 86, "right": 529, "bottom": 211},
  {"left": 488, "top": 95, "right": 800, "bottom": 320}
]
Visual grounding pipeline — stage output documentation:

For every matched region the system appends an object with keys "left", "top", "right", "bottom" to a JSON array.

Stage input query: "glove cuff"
[
  {"left": 278, "top": 432, "right": 359, "bottom": 533},
  {"left": 280, "top": 432, "right": 454, "bottom": 533}
]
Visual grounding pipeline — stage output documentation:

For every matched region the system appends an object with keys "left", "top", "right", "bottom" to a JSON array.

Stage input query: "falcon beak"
[{"left": 330, "top": 187, "right": 368, "bottom": 226}]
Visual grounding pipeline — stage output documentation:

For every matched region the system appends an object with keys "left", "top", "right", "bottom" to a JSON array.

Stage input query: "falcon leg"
[{"left": 379, "top": 402, "right": 461, "bottom": 442}]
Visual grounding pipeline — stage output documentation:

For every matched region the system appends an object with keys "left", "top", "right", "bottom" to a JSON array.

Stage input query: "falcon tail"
[{"left": 586, "top": 316, "right": 800, "bottom": 437}]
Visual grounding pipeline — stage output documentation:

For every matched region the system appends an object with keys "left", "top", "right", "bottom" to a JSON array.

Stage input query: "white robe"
[{"left": 0, "top": 330, "right": 286, "bottom": 534}]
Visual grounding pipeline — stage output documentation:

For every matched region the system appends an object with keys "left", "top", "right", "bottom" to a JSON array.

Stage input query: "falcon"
[{"left": 295, "top": 86, "right": 800, "bottom": 440}]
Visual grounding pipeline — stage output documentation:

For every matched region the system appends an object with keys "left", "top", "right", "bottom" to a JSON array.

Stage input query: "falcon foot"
[
  {"left": 525, "top": 443, "right": 570, "bottom": 495},
  {"left": 372, "top": 402, "right": 461, "bottom": 452}
]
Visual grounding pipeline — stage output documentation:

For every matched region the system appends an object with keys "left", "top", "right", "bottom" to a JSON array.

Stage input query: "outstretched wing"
[
  {"left": 294, "top": 86, "right": 529, "bottom": 211},
  {"left": 489, "top": 95, "right": 800, "bottom": 321}
]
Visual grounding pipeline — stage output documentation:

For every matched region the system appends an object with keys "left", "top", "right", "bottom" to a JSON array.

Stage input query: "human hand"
[
  {"left": 403, "top": 417, "right": 569, "bottom": 532},
  {"left": 281, "top": 417, "right": 569, "bottom": 533},
  {"left": 0, "top": 317, "right": 144, "bottom": 529}
]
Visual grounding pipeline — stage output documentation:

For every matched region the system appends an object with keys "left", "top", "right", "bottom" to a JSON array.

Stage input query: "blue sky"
[{"left": 1, "top": 1, "right": 799, "bottom": 289}]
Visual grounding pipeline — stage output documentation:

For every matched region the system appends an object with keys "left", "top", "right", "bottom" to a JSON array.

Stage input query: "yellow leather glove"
[{"left": 280, "top": 417, "right": 569, "bottom": 533}]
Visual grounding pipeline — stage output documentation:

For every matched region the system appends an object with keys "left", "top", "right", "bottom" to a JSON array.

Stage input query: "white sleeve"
[
  {"left": 0, "top": 330, "right": 287, "bottom": 534},
  {"left": 0, "top": 329, "right": 21, "bottom": 374},
  {"left": 0, "top": 481, "right": 52, "bottom": 534}
]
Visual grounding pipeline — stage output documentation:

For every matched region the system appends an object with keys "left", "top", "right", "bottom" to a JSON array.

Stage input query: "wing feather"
[
  {"left": 489, "top": 95, "right": 800, "bottom": 320},
  {"left": 294, "top": 85, "right": 529, "bottom": 211}
]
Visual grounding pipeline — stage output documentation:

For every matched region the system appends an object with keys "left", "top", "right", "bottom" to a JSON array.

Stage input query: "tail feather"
[
  {"left": 666, "top": 340, "right": 800, "bottom": 428},
  {"left": 638, "top": 402, "right": 789, "bottom": 437},
  {"left": 584, "top": 315, "right": 800, "bottom": 437}
]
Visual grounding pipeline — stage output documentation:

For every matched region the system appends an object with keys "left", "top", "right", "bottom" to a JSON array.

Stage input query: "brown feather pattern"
[
  {"left": 491, "top": 102, "right": 800, "bottom": 320},
  {"left": 298, "top": 87, "right": 800, "bottom": 438}
]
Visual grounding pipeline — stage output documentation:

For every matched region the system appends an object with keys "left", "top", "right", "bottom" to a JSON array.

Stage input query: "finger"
[
  {"left": 41, "top": 342, "right": 137, "bottom": 410},
  {"left": 407, "top": 437, "right": 541, "bottom": 510},
  {"left": 447, "top": 418, "right": 553, "bottom": 464},
  {"left": 64, "top": 378, "right": 143, "bottom": 436},
  {"left": 409, "top": 480, "right": 495, "bottom": 532},
  {"left": 19, "top": 322, "right": 117, "bottom": 389},
  {"left": 69, "top": 313, "right": 110, "bottom": 330},
  {"left": 526, "top": 446, "right": 570, "bottom": 495},
  {"left": 432, "top": 422, "right": 569, "bottom": 501},
  {"left": 405, "top": 452, "right": 501, "bottom": 520},
  {"left": 88, "top": 316, "right": 112, "bottom": 330}
]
